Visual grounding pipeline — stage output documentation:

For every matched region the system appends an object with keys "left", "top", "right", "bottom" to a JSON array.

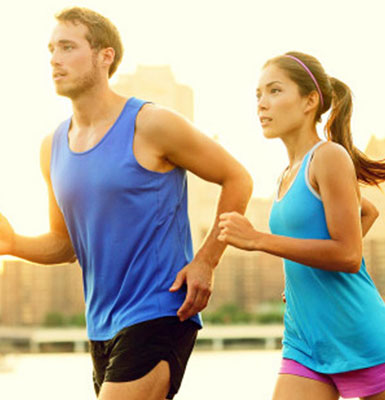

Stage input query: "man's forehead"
[{"left": 50, "top": 21, "right": 88, "bottom": 43}]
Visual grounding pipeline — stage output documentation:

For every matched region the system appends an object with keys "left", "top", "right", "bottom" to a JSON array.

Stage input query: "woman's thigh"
[
  {"left": 273, "top": 374, "right": 340, "bottom": 400},
  {"left": 363, "top": 390, "right": 385, "bottom": 400}
]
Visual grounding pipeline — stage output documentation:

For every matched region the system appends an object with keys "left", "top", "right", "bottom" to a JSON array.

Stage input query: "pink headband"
[{"left": 284, "top": 54, "right": 324, "bottom": 108}]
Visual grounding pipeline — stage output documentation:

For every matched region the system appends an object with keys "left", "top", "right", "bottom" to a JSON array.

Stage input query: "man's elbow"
[
  {"left": 237, "top": 169, "right": 254, "bottom": 199},
  {"left": 67, "top": 252, "right": 77, "bottom": 264}
]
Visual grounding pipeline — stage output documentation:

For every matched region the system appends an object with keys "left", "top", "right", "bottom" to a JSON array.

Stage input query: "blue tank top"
[
  {"left": 50, "top": 97, "right": 202, "bottom": 340},
  {"left": 269, "top": 141, "right": 385, "bottom": 373}
]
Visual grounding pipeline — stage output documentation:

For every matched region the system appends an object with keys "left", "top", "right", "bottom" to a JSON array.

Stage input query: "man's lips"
[
  {"left": 259, "top": 116, "right": 272, "bottom": 126},
  {"left": 52, "top": 71, "right": 67, "bottom": 81}
]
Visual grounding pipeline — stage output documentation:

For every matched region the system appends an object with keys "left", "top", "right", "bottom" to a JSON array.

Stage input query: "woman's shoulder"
[
  {"left": 312, "top": 141, "right": 354, "bottom": 168},
  {"left": 309, "top": 141, "right": 357, "bottom": 189}
]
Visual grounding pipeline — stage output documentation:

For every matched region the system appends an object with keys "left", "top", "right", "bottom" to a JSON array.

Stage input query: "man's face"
[{"left": 48, "top": 22, "right": 101, "bottom": 99}]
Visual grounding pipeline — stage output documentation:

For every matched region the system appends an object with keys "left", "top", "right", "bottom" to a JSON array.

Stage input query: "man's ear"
[{"left": 99, "top": 47, "right": 115, "bottom": 71}]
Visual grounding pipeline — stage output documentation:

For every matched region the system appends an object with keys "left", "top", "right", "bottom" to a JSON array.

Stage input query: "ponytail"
[
  {"left": 325, "top": 77, "right": 385, "bottom": 186},
  {"left": 268, "top": 51, "right": 385, "bottom": 186}
]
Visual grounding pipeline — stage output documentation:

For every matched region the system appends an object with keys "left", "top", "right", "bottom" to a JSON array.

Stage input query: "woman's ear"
[{"left": 304, "top": 90, "right": 321, "bottom": 115}]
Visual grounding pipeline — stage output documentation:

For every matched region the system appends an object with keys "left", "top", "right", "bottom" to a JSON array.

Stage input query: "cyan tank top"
[
  {"left": 50, "top": 97, "right": 202, "bottom": 340},
  {"left": 269, "top": 141, "right": 385, "bottom": 373}
]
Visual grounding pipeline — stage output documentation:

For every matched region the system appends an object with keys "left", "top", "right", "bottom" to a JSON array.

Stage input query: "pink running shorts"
[{"left": 280, "top": 358, "right": 385, "bottom": 398}]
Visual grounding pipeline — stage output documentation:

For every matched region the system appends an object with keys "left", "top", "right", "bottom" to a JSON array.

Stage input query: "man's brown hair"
[{"left": 56, "top": 7, "right": 123, "bottom": 77}]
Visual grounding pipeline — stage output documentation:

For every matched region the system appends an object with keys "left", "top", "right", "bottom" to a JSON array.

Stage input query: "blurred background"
[{"left": 1, "top": 0, "right": 385, "bottom": 398}]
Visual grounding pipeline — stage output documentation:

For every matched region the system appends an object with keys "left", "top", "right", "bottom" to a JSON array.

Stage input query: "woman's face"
[{"left": 257, "top": 64, "right": 309, "bottom": 139}]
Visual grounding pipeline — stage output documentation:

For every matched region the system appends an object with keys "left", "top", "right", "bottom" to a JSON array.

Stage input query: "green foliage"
[
  {"left": 202, "top": 302, "right": 284, "bottom": 325},
  {"left": 44, "top": 312, "right": 65, "bottom": 327},
  {"left": 67, "top": 313, "right": 86, "bottom": 327},
  {"left": 43, "top": 312, "right": 86, "bottom": 327}
]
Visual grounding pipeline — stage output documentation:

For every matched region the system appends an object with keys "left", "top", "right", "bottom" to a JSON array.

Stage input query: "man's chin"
[{"left": 55, "top": 86, "right": 78, "bottom": 99}]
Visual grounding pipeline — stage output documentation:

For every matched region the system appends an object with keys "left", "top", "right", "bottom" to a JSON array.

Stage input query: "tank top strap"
[
  {"left": 275, "top": 141, "right": 326, "bottom": 200},
  {"left": 305, "top": 140, "right": 327, "bottom": 163},
  {"left": 127, "top": 96, "right": 148, "bottom": 109},
  {"left": 303, "top": 140, "right": 328, "bottom": 200}
]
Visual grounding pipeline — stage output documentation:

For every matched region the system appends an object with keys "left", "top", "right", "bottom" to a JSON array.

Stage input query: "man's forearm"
[
  {"left": 10, "top": 232, "right": 76, "bottom": 265},
  {"left": 194, "top": 173, "right": 253, "bottom": 267}
]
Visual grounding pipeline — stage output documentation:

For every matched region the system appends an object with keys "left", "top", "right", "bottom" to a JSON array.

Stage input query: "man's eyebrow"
[{"left": 48, "top": 39, "right": 76, "bottom": 50}]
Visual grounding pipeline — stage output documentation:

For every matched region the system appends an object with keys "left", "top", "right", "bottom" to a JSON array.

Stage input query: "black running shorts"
[{"left": 90, "top": 317, "right": 199, "bottom": 399}]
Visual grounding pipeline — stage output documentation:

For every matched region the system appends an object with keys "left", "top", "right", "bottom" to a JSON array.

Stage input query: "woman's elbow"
[
  {"left": 371, "top": 206, "right": 380, "bottom": 221},
  {"left": 342, "top": 251, "right": 362, "bottom": 274}
]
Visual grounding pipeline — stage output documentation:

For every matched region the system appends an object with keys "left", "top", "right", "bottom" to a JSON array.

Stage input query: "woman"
[{"left": 218, "top": 51, "right": 385, "bottom": 400}]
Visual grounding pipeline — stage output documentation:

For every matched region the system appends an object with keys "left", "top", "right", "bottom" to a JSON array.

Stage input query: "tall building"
[
  {"left": 3, "top": 68, "right": 384, "bottom": 326},
  {"left": 113, "top": 65, "right": 194, "bottom": 121},
  {"left": 0, "top": 260, "right": 84, "bottom": 326},
  {"left": 188, "top": 171, "right": 284, "bottom": 312},
  {"left": 0, "top": 66, "right": 285, "bottom": 325},
  {"left": 361, "top": 136, "right": 385, "bottom": 295}
]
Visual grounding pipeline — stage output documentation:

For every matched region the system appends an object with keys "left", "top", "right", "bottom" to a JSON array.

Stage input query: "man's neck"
[{"left": 70, "top": 83, "right": 125, "bottom": 129}]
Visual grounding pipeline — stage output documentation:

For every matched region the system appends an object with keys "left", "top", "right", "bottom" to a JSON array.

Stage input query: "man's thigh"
[
  {"left": 273, "top": 374, "right": 340, "bottom": 400},
  {"left": 98, "top": 360, "right": 170, "bottom": 400},
  {"left": 91, "top": 318, "right": 198, "bottom": 399}
]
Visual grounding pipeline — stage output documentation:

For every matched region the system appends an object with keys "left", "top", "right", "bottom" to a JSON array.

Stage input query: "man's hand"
[
  {"left": 0, "top": 213, "right": 15, "bottom": 255},
  {"left": 169, "top": 260, "right": 214, "bottom": 321}
]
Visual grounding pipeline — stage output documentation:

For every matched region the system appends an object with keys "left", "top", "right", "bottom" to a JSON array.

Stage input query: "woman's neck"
[{"left": 282, "top": 128, "right": 321, "bottom": 168}]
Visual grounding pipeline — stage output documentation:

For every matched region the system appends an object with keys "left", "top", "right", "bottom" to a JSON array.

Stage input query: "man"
[{"left": 0, "top": 7, "right": 253, "bottom": 400}]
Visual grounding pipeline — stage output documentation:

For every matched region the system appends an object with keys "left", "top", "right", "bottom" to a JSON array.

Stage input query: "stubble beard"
[{"left": 56, "top": 58, "right": 100, "bottom": 100}]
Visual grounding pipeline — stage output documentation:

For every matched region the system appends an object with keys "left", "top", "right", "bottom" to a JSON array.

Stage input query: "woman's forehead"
[{"left": 257, "top": 65, "right": 291, "bottom": 89}]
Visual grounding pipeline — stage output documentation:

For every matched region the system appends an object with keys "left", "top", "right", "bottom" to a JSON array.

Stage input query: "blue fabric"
[
  {"left": 269, "top": 142, "right": 385, "bottom": 373},
  {"left": 50, "top": 97, "right": 202, "bottom": 340}
]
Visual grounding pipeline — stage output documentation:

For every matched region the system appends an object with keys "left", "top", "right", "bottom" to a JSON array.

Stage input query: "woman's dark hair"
[{"left": 265, "top": 51, "right": 385, "bottom": 186}]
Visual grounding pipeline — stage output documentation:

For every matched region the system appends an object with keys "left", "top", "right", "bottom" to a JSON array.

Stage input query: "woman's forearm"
[{"left": 256, "top": 232, "right": 361, "bottom": 273}]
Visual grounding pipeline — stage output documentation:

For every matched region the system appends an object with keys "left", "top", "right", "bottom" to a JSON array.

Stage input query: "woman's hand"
[{"left": 218, "top": 212, "right": 260, "bottom": 250}]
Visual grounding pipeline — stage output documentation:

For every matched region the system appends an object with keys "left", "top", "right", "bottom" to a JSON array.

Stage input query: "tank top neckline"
[
  {"left": 275, "top": 140, "right": 325, "bottom": 203},
  {"left": 65, "top": 97, "right": 134, "bottom": 156}
]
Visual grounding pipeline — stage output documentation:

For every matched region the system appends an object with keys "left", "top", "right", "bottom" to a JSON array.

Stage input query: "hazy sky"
[{"left": 1, "top": 0, "right": 385, "bottom": 234}]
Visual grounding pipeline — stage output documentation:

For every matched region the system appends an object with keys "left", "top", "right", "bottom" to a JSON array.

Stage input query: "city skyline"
[
  {"left": 1, "top": 59, "right": 385, "bottom": 327},
  {"left": 1, "top": 0, "right": 385, "bottom": 237}
]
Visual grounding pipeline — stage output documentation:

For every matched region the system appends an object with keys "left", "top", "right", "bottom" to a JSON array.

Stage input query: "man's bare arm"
[
  {"left": 140, "top": 105, "right": 253, "bottom": 320},
  {"left": 0, "top": 135, "right": 75, "bottom": 264}
]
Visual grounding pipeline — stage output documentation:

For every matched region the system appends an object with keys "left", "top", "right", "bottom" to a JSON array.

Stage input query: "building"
[
  {"left": 0, "top": 260, "right": 84, "bottom": 326},
  {"left": 188, "top": 172, "right": 284, "bottom": 312},
  {"left": 114, "top": 65, "right": 286, "bottom": 312},
  {"left": 113, "top": 65, "right": 194, "bottom": 121},
  {"left": 1, "top": 68, "right": 384, "bottom": 326},
  {"left": 361, "top": 136, "right": 385, "bottom": 295}
]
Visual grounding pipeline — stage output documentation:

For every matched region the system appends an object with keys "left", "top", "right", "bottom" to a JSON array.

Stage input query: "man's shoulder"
[{"left": 136, "top": 103, "right": 180, "bottom": 139}]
